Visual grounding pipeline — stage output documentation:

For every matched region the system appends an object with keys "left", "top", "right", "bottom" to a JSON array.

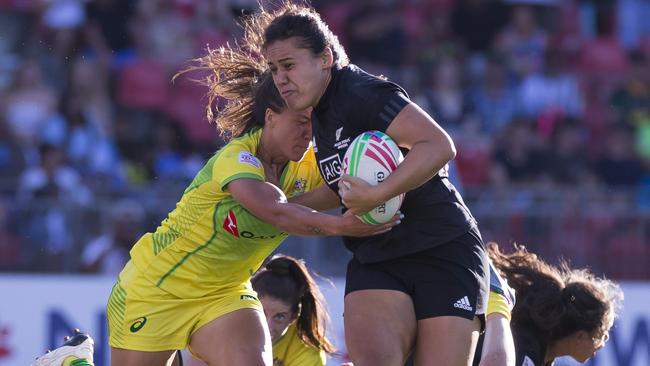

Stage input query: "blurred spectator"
[
  {"left": 468, "top": 53, "right": 518, "bottom": 135},
  {"left": 517, "top": 47, "right": 583, "bottom": 122},
  {"left": 411, "top": 9, "right": 466, "bottom": 68},
  {"left": 81, "top": 199, "right": 145, "bottom": 275},
  {"left": 617, "top": 0, "right": 650, "bottom": 49},
  {"left": 578, "top": 6, "right": 627, "bottom": 84},
  {"left": 133, "top": 0, "right": 194, "bottom": 70},
  {"left": 495, "top": 5, "right": 549, "bottom": 80},
  {"left": 609, "top": 50, "right": 650, "bottom": 162},
  {"left": 544, "top": 118, "right": 589, "bottom": 185},
  {"left": 151, "top": 118, "right": 202, "bottom": 182},
  {"left": 69, "top": 57, "right": 113, "bottom": 137},
  {"left": 610, "top": 50, "right": 650, "bottom": 125},
  {"left": 0, "top": 198, "right": 21, "bottom": 270},
  {"left": 491, "top": 119, "right": 547, "bottom": 185},
  {"left": 1, "top": 59, "right": 59, "bottom": 163},
  {"left": 16, "top": 148, "right": 88, "bottom": 271},
  {"left": 0, "top": 114, "right": 25, "bottom": 192},
  {"left": 593, "top": 124, "right": 646, "bottom": 187},
  {"left": 17, "top": 143, "right": 92, "bottom": 205},
  {"left": 345, "top": 0, "right": 407, "bottom": 70},
  {"left": 415, "top": 56, "right": 476, "bottom": 134},
  {"left": 84, "top": 0, "right": 136, "bottom": 68},
  {"left": 451, "top": 0, "right": 508, "bottom": 54}
]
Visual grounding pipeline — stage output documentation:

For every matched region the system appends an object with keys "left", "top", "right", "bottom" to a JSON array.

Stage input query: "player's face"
[
  {"left": 268, "top": 107, "right": 313, "bottom": 161},
  {"left": 266, "top": 37, "right": 332, "bottom": 111},
  {"left": 566, "top": 329, "right": 609, "bottom": 363},
  {"left": 260, "top": 295, "right": 297, "bottom": 343}
]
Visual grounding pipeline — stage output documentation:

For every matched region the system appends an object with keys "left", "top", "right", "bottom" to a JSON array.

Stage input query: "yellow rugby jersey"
[
  {"left": 272, "top": 323, "right": 326, "bottom": 366},
  {"left": 128, "top": 128, "right": 324, "bottom": 298}
]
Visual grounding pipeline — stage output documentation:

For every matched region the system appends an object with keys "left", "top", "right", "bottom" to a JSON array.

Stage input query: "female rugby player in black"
[
  {"left": 487, "top": 243, "right": 622, "bottom": 366},
  {"left": 242, "top": 3, "right": 490, "bottom": 365}
]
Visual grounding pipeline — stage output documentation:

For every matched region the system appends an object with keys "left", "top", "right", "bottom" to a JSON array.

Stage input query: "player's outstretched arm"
[
  {"left": 227, "top": 178, "right": 398, "bottom": 237},
  {"left": 289, "top": 183, "right": 341, "bottom": 211},
  {"left": 479, "top": 313, "right": 516, "bottom": 366}
]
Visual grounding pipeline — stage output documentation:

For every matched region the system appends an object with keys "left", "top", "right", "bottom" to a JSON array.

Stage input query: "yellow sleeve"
[
  {"left": 212, "top": 143, "right": 265, "bottom": 191},
  {"left": 487, "top": 290, "right": 512, "bottom": 321}
]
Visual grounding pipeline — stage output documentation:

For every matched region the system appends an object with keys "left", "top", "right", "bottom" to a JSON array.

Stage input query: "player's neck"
[
  {"left": 258, "top": 130, "right": 288, "bottom": 171},
  {"left": 314, "top": 68, "right": 332, "bottom": 106}
]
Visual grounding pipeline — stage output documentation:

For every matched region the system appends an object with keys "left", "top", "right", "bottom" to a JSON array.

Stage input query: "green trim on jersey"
[
  {"left": 220, "top": 172, "right": 265, "bottom": 191},
  {"left": 156, "top": 203, "right": 221, "bottom": 287}
]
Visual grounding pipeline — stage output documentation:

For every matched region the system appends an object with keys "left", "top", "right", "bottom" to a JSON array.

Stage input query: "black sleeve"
[{"left": 346, "top": 79, "right": 411, "bottom": 133}]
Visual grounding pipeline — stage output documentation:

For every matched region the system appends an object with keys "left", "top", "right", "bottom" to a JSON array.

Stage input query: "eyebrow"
[{"left": 277, "top": 57, "right": 293, "bottom": 63}]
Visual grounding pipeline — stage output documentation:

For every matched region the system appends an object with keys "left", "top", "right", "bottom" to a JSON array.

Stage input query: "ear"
[
  {"left": 576, "top": 330, "right": 591, "bottom": 342},
  {"left": 321, "top": 46, "right": 334, "bottom": 69},
  {"left": 265, "top": 107, "right": 274, "bottom": 127}
]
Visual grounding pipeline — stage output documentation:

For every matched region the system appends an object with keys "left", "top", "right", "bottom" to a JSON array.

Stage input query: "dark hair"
[
  {"left": 251, "top": 254, "right": 335, "bottom": 353},
  {"left": 243, "top": 1, "right": 349, "bottom": 67},
  {"left": 487, "top": 243, "right": 623, "bottom": 346},
  {"left": 174, "top": 45, "right": 286, "bottom": 140}
]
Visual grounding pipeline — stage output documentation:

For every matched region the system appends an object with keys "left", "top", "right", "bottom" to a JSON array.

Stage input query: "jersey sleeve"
[
  {"left": 212, "top": 143, "right": 265, "bottom": 191},
  {"left": 487, "top": 260, "right": 516, "bottom": 320},
  {"left": 346, "top": 78, "right": 411, "bottom": 133}
]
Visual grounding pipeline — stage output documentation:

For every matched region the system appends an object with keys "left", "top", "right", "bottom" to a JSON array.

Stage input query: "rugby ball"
[{"left": 342, "top": 131, "right": 404, "bottom": 224}]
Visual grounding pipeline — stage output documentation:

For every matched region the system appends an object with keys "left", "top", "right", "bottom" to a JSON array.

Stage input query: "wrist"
[
  {"left": 373, "top": 182, "right": 393, "bottom": 204},
  {"left": 320, "top": 214, "right": 342, "bottom": 236}
]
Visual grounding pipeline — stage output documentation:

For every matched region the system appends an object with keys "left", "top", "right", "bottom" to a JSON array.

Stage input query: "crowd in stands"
[{"left": 1, "top": 0, "right": 649, "bottom": 278}]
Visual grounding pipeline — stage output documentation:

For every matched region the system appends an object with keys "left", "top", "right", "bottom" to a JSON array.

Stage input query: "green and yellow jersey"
[
  {"left": 272, "top": 323, "right": 327, "bottom": 366},
  {"left": 129, "top": 128, "right": 324, "bottom": 298}
]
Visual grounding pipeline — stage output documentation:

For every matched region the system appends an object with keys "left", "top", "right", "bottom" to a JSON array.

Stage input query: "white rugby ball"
[{"left": 342, "top": 130, "right": 404, "bottom": 224}]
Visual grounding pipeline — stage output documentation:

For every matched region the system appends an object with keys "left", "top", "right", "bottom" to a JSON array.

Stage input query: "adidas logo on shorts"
[{"left": 453, "top": 296, "right": 473, "bottom": 311}]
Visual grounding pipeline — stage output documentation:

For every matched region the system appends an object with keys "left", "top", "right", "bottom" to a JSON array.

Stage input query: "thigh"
[
  {"left": 344, "top": 289, "right": 417, "bottom": 366},
  {"left": 111, "top": 347, "right": 177, "bottom": 366},
  {"left": 189, "top": 308, "right": 272, "bottom": 366},
  {"left": 413, "top": 316, "right": 481, "bottom": 366}
]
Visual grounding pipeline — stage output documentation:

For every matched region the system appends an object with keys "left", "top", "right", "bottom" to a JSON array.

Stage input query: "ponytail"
[
  {"left": 174, "top": 45, "right": 286, "bottom": 140},
  {"left": 487, "top": 243, "right": 623, "bottom": 344},
  {"left": 252, "top": 255, "right": 336, "bottom": 353}
]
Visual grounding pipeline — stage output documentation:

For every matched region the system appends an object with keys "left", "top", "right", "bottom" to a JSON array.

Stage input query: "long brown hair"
[
  {"left": 487, "top": 243, "right": 623, "bottom": 344},
  {"left": 242, "top": 1, "right": 349, "bottom": 67},
  {"left": 252, "top": 254, "right": 336, "bottom": 353},
  {"left": 174, "top": 45, "right": 285, "bottom": 140}
]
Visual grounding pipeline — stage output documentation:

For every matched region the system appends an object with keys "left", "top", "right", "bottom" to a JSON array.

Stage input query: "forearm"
[
  {"left": 289, "top": 184, "right": 341, "bottom": 211},
  {"left": 262, "top": 202, "right": 342, "bottom": 236},
  {"left": 374, "top": 140, "right": 455, "bottom": 202},
  {"left": 479, "top": 313, "right": 516, "bottom": 366}
]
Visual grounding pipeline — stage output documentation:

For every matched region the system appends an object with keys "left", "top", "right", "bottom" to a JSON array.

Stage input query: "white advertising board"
[{"left": 0, "top": 276, "right": 647, "bottom": 366}]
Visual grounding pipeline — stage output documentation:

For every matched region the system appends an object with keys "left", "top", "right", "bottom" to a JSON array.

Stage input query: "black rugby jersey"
[
  {"left": 312, "top": 64, "right": 476, "bottom": 263},
  {"left": 513, "top": 326, "right": 553, "bottom": 366}
]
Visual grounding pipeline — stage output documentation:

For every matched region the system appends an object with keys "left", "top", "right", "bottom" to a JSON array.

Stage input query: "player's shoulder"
[{"left": 337, "top": 64, "right": 408, "bottom": 99}]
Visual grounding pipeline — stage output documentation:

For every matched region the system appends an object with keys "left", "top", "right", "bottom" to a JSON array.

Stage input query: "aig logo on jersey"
[{"left": 319, "top": 154, "right": 342, "bottom": 184}]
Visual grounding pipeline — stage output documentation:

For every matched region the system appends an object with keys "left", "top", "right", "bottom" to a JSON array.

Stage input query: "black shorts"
[{"left": 345, "top": 226, "right": 489, "bottom": 324}]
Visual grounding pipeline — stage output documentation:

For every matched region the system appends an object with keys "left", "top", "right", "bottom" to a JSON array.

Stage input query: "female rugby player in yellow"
[
  {"left": 252, "top": 255, "right": 335, "bottom": 366},
  {"left": 106, "top": 47, "right": 398, "bottom": 366}
]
